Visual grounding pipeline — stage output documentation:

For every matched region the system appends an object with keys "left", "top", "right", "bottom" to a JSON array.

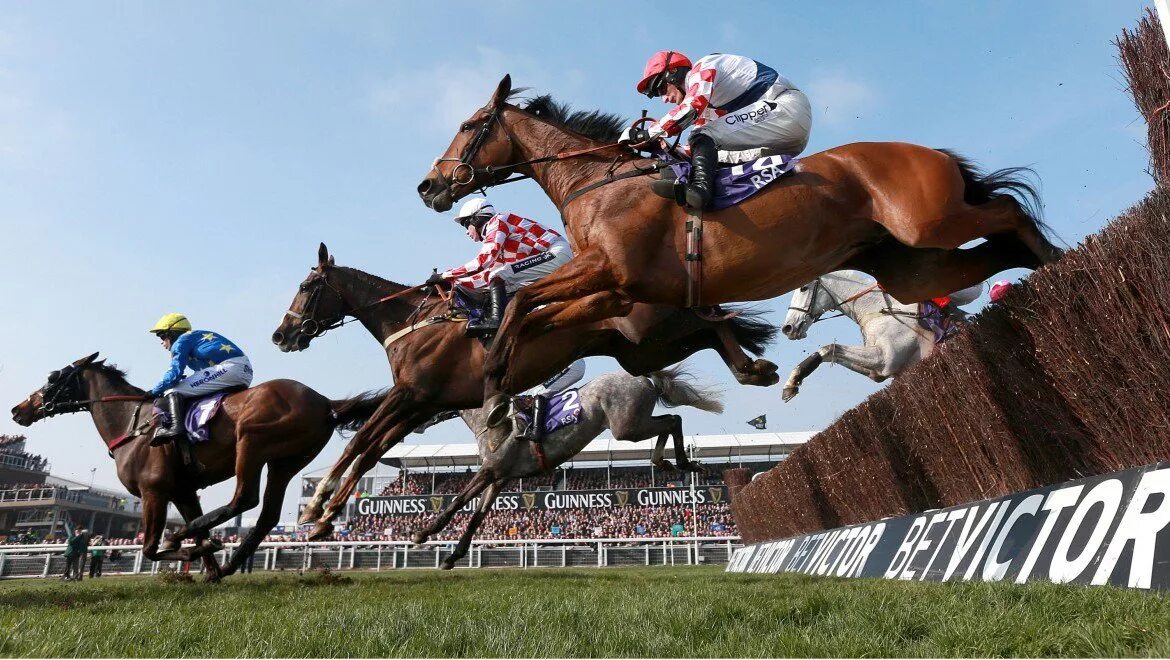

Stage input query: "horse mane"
[
  {"left": 91, "top": 361, "right": 129, "bottom": 380},
  {"left": 515, "top": 93, "right": 626, "bottom": 143},
  {"left": 335, "top": 266, "right": 401, "bottom": 293}
]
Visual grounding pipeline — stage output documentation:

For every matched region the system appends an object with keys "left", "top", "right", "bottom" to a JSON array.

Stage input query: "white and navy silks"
[
  {"left": 648, "top": 53, "right": 812, "bottom": 163},
  {"left": 527, "top": 359, "right": 585, "bottom": 396}
]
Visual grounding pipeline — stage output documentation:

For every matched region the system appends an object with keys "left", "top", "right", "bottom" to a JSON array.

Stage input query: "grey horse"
[
  {"left": 411, "top": 365, "right": 722, "bottom": 569},
  {"left": 780, "top": 270, "right": 983, "bottom": 401}
]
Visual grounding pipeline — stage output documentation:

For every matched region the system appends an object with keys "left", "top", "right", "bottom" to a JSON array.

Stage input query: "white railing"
[{"left": 0, "top": 537, "right": 743, "bottom": 579}]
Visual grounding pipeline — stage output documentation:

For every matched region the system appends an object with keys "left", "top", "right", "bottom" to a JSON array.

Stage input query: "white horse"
[
  {"left": 411, "top": 365, "right": 722, "bottom": 569},
  {"left": 780, "top": 270, "right": 982, "bottom": 401}
]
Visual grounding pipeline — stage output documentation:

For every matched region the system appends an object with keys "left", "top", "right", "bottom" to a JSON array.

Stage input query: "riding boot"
[
  {"left": 685, "top": 133, "right": 718, "bottom": 210},
  {"left": 465, "top": 279, "right": 507, "bottom": 337},
  {"left": 517, "top": 395, "right": 547, "bottom": 443},
  {"left": 150, "top": 393, "right": 187, "bottom": 446}
]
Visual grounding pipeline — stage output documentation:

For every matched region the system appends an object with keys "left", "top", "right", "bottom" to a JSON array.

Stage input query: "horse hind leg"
[
  {"left": 850, "top": 239, "right": 1028, "bottom": 304},
  {"left": 894, "top": 198, "right": 1060, "bottom": 267},
  {"left": 413, "top": 470, "right": 493, "bottom": 545}
]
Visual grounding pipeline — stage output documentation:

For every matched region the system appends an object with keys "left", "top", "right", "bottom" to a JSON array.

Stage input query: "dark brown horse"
[
  {"left": 416, "top": 75, "right": 1062, "bottom": 416},
  {"left": 273, "top": 243, "right": 777, "bottom": 538},
  {"left": 10, "top": 353, "right": 383, "bottom": 580}
]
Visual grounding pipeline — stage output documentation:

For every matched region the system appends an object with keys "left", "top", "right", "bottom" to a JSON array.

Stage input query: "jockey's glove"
[
  {"left": 425, "top": 271, "right": 446, "bottom": 286},
  {"left": 619, "top": 126, "right": 652, "bottom": 146}
]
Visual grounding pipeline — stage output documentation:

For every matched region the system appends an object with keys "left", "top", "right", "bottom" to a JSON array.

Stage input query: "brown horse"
[
  {"left": 10, "top": 352, "right": 383, "bottom": 581},
  {"left": 416, "top": 76, "right": 1062, "bottom": 416},
  {"left": 273, "top": 243, "right": 777, "bottom": 538}
]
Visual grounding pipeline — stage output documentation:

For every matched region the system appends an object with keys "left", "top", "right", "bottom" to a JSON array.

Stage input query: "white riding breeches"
[
  {"left": 528, "top": 359, "right": 585, "bottom": 396},
  {"left": 494, "top": 240, "right": 573, "bottom": 294},
  {"left": 166, "top": 356, "right": 254, "bottom": 398},
  {"left": 694, "top": 84, "right": 813, "bottom": 163}
]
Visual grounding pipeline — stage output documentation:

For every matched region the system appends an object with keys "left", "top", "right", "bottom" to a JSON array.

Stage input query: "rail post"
[
  {"left": 375, "top": 545, "right": 382, "bottom": 571},
  {"left": 337, "top": 544, "right": 344, "bottom": 570},
  {"left": 596, "top": 541, "right": 603, "bottom": 567},
  {"left": 41, "top": 553, "right": 51, "bottom": 578},
  {"left": 532, "top": 543, "right": 538, "bottom": 568},
  {"left": 0, "top": 552, "right": 6, "bottom": 578},
  {"left": 561, "top": 544, "right": 566, "bottom": 567},
  {"left": 133, "top": 549, "right": 143, "bottom": 574}
]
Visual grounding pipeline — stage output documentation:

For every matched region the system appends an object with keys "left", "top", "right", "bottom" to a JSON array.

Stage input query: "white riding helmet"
[{"left": 454, "top": 197, "right": 496, "bottom": 226}]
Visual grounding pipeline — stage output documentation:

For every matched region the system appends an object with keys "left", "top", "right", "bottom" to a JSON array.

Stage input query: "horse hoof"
[
  {"left": 440, "top": 559, "right": 456, "bottom": 571},
  {"left": 203, "top": 538, "right": 224, "bottom": 551},
  {"left": 297, "top": 508, "right": 321, "bottom": 525},
  {"left": 309, "top": 521, "right": 334, "bottom": 541},
  {"left": 411, "top": 531, "right": 428, "bottom": 546},
  {"left": 782, "top": 387, "right": 798, "bottom": 402},
  {"left": 684, "top": 463, "right": 707, "bottom": 474},
  {"left": 486, "top": 396, "right": 510, "bottom": 427},
  {"left": 753, "top": 359, "right": 779, "bottom": 374},
  {"left": 158, "top": 539, "right": 179, "bottom": 553}
]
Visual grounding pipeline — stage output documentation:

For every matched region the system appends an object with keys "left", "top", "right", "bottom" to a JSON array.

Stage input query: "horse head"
[
  {"left": 273, "top": 243, "right": 346, "bottom": 352},
  {"left": 11, "top": 352, "right": 101, "bottom": 425},
  {"left": 417, "top": 74, "right": 519, "bottom": 212},
  {"left": 783, "top": 279, "right": 835, "bottom": 340}
]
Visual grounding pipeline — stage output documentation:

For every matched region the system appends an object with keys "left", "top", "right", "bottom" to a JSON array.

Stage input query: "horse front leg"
[
  {"left": 412, "top": 469, "right": 493, "bottom": 545},
  {"left": 483, "top": 251, "right": 618, "bottom": 420},
  {"left": 485, "top": 291, "right": 632, "bottom": 428},
  {"left": 440, "top": 479, "right": 508, "bottom": 570}
]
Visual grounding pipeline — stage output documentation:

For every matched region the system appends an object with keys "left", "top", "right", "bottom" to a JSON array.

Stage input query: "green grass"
[{"left": 1, "top": 566, "right": 1169, "bottom": 657}]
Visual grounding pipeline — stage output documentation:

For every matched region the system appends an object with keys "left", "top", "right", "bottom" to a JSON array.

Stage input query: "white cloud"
[
  {"left": 807, "top": 71, "right": 877, "bottom": 127},
  {"left": 367, "top": 46, "right": 577, "bottom": 134}
]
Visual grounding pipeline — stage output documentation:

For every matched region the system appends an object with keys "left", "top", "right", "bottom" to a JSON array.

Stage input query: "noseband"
[{"left": 38, "top": 366, "right": 87, "bottom": 416}]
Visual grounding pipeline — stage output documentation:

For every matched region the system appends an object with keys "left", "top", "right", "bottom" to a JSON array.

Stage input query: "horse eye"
[
  {"left": 460, "top": 122, "right": 474, "bottom": 132},
  {"left": 299, "top": 283, "right": 308, "bottom": 292},
  {"left": 799, "top": 286, "right": 808, "bottom": 292}
]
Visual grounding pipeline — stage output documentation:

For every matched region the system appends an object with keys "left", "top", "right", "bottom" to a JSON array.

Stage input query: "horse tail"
[
  {"left": 936, "top": 148, "right": 1055, "bottom": 239},
  {"left": 330, "top": 390, "right": 389, "bottom": 434},
  {"left": 648, "top": 365, "right": 724, "bottom": 414},
  {"left": 721, "top": 306, "right": 779, "bottom": 357}
]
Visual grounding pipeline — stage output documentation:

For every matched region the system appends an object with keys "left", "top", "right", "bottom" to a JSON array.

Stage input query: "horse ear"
[
  {"left": 74, "top": 352, "right": 99, "bottom": 366},
  {"left": 490, "top": 74, "right": 512, "bottom": 110},
  {"left": 318, "top": 242, "right": 329, "bottom": 266},
  {"left": 328, "top": 255, "right": 335, "bottom": 266}
]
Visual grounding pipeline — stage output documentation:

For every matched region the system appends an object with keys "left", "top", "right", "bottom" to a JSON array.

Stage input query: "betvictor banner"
[
  {"left": 726, "top": 461, "right": 1170, "bottom": 590},
  {"left": 357, "top": 485, "right": 730, "bottom": 517}
]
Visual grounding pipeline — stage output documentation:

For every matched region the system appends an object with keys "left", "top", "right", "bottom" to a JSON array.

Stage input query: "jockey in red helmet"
[{"left": 622, "top": 51, "right": 813, "bottom": 209}]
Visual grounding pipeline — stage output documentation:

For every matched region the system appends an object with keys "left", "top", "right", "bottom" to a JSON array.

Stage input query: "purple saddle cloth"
[
  {"left": 918, "top": 301, "right": 964, "bottom": 345},
  {"left": 667, "top": 153, "right": 798, "bottom": 210},
  {"left": 152, "top": 392, "right": 229, "bottom": 444},
  {"left": 517, "top": 388, "right": 584, "bottom": 435}
]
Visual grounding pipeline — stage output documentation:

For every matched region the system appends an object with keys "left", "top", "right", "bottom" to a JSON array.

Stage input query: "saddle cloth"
[
  {"left": 153, "top": 391, "right": 230, "bottom": 444},
  {"left": 666, "top": 153, "right": 799, "bottom": 210},
  {"left": 918, "top": 301, "right": 964, "bottom": 344},
  {"left": 515, "top": 388, "right": 585, "bottom": 436}
]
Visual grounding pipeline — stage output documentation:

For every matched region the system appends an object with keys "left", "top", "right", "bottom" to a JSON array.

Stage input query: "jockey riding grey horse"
[
  {"left": 780, "top": 270, "right": 983, "bottom": 401},
  {"left": 411, "top": 365, "right": 722, "bottom": 569}
]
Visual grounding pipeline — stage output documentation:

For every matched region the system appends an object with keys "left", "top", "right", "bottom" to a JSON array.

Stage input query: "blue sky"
[{"left": 0, "top": 1, "right": 1155, "bottom": 521}]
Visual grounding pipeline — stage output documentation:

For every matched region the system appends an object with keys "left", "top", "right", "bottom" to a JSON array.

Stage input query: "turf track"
[{"left": 1, "top": 566, "right": 1169, "bottom": 657}]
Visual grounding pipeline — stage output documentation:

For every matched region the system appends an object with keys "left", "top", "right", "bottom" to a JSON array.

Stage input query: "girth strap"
[
  {"left": 562, "top": 162, "right": 666, "bottom": 208},
  {"left": 382, "top": 314, "right": 464, "bottom": 349},
  {"left": 685, "top": 206, "right": 704, "bottom": 308}
]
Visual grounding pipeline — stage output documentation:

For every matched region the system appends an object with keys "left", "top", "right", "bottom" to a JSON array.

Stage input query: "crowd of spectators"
[
  {"left": 0, "top": 435, "right": 49, "bottom": 473},
  {"left": 346, "top": 502, "right": 736, "bottom": 541}
]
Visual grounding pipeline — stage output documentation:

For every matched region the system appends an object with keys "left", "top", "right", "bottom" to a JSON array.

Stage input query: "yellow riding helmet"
[{"left": 149, "top": 313, "right": 192, "bottom": 335}]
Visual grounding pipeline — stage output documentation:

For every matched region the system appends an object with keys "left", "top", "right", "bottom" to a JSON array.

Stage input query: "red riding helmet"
[{"left": 637, "top": 50, "right": 693, "bottom": 96}]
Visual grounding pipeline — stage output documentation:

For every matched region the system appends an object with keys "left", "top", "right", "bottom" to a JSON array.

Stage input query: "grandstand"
[
  {"left": 299, "top": 432, "right": 809, "bottom": 542},
  {"left": 0, "top": 435, "right": 144, "bottom": 543}
]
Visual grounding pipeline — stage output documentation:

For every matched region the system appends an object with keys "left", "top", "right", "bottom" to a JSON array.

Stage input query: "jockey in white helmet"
[
  {"left": 620, "top": 50, "right": 813, "bottom": 210},
  {"left": 426, "top": 197, "right": 573, "bottom": 337}
]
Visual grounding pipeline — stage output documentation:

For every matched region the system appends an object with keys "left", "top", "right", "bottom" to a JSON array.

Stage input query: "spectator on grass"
[{"left": 89, "top": 536, "right": 105, "bottom": 578}]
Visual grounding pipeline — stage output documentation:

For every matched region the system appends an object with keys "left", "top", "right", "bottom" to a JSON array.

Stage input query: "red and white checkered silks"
[
  {"left": 441, "top": 212, "right": 566, "bottom": 290},
  {"left": 648, "top": 53, "right": 780, "bottom": 139}
]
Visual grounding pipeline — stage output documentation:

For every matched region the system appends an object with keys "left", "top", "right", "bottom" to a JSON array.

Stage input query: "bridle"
[
  {"left": 788, "top": 278, "right": 884, "bottom": 325},
  {"left": 36, "top": 365, "right": 146, "bottom": 417},
  {"left": 284, "top": 267, "right": 438, "bottom": 340},
  {"left": 427, "top": 103, "right": 641, "bottom": 205}
]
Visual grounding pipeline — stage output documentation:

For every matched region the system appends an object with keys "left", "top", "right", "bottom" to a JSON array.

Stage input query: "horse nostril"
[
  {"left": 417, "top": 179, "right": 432, "bottom": 196},
  {"left": 271, "top": 331, "right": 285, "bottom": 346},
  {"left": 782, "top": 324, "right": 793, "bottom": 335}
]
